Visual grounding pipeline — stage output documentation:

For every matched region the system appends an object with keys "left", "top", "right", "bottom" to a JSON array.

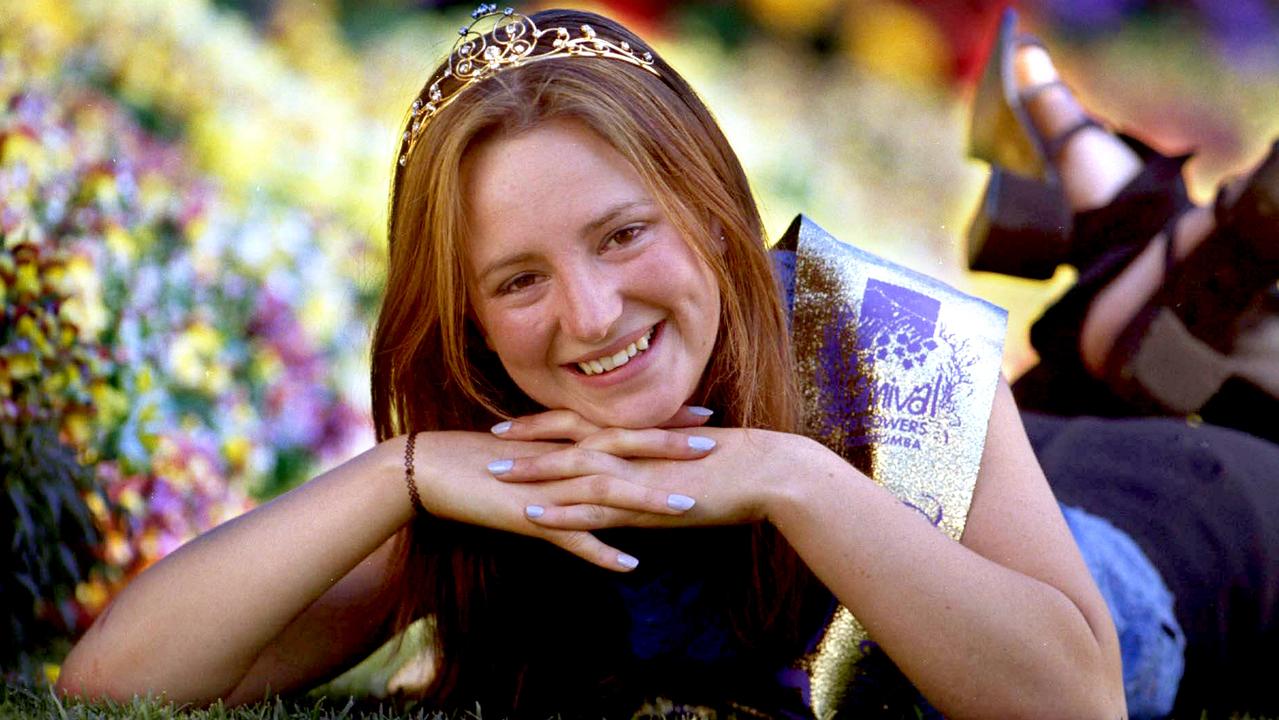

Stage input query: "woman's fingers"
[
  {"left": 530, "top": 504, "right": 681, "bottom": 531},
  {"left": 657, "top": 405, "right": 715, "bottom": 429},
  {"left": 486, "top": 428, "right": 716, "bottom": 475},
  {"left": 490, "top": 409, "right": 601, "bottom": 442},
  {"left": 491, "top": 405, "right": 714, "bottom": 441},
  {"left": 575, "top": 427, "right": 717, "bottom": 459},
  {"left": 542, "top": 529, "right": 642, "bottom": 572},
  {"left": 519, "top": 473, "right": 695, "bottom": 516}
]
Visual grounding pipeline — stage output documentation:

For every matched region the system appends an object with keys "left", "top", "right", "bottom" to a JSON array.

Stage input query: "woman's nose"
[{"left": 557, "top": 266, "right": 622, "bottom": 342}]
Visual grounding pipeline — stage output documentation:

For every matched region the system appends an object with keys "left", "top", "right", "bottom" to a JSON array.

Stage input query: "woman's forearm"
[
  {"left": 766, "top": 437, "right": 1123, "bottom": 720},
  {"left": 56, "top": 435, "right": 416, "bottom": 705}
]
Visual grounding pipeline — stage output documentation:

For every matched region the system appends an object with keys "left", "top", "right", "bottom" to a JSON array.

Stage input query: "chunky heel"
[{"left": 966, "top": 168, "right": 1071, "bottom": 280}]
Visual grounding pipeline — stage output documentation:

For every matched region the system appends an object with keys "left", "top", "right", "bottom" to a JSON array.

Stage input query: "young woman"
[{"left": 54, "top": 6, "right": 1275, "bottom": 718}]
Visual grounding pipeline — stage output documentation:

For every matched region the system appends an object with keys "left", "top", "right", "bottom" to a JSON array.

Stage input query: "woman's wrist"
[
  {"left": 403, "top": 431, "right": 428, "bottom": 515},
  {"left": 381, "top": 431, "right": 430, "bottom": 520},
  {"left": 757, "top": 431, "right": 848, "bottom": 526}
]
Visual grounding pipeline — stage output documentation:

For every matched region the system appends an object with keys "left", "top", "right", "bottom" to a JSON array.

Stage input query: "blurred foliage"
[{"left": 1, "top": 421, "right": 100, "bottom": 673}]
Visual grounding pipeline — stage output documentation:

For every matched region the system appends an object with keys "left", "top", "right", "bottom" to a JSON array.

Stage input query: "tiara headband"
[{"left": 397, "top": 4, "right": 661, "bottom": 167}]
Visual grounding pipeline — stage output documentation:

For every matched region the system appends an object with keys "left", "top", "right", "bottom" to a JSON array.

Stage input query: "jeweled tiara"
[{"left": 397, "top": 4, "right": 660, "bottom": 167}]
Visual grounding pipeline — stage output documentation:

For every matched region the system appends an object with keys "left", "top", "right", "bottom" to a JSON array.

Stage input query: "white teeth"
[{"left": 576, "top": 326, "right": 657, "bottom": 376}]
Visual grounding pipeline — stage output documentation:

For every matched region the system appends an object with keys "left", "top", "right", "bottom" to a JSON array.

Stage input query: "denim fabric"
[{"left": 1061, "top": 504, "right": 1185, "bottom": 719}]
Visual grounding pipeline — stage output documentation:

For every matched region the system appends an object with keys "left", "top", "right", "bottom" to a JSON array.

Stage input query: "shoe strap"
[
  {"left": 1015, "top": 79, "right": 1104, "bottom": 163},
  {"left": 1044, "top": 116, "right": 1105, "bottom": 164},
  {"left": 1068, "top": 139, "right": 1193, "bottom": 272}
]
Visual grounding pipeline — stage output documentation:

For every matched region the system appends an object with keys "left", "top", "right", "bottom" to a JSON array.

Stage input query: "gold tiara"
[{"left": 397, "top": 4, "right": 660, "bottom": 167}]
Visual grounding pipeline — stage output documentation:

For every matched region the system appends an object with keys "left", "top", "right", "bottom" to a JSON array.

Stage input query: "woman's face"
[{"left": 463, "top": 119, "right": 721, "bottom": 428}]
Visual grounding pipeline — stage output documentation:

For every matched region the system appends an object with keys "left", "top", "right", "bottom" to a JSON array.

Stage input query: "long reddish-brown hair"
[{"left": 371, "top": 8, "right": 819, "bottom": 712}]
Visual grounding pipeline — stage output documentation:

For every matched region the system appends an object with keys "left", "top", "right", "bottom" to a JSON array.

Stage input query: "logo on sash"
[{"left": 816, "top": 278, "right": 979, "bottom": 455}]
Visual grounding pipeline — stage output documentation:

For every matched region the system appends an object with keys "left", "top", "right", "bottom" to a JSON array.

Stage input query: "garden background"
[{"left": 3, "top": 0, "right": 1279, "bottom": 711}]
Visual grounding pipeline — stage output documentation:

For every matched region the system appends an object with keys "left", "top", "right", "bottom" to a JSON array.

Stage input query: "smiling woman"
[
  {"left": 52, "top": 6, "right": 1128, "bottom": 717},
  {"left": 60, "top": 4, "right": 1279, "bottom": 719},
  {"left": 464, "top": 121, "right": 721, "bottom": 428}
]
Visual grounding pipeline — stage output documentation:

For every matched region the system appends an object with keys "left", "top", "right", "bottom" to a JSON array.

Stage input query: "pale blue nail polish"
[
  {"left": 491, "top": 420, "right": 512, "bottom": 435},
  {"left": 525, "top": 505, "right": 544, "bottom": 518},
  {"left": 667, "top": 494, "right": 696, "bottom": 511},
  {"left": 688, "top": 406, "right": 714, "bottom": 417},
  {"left": 487, "top": 459, "right": 514, "bottom": 475},
  {"left": 687, "top": 435, "right": 716, "bottom": 451},
  {"left": 617, "top": 553, "right": 639, "bottom": 569}
]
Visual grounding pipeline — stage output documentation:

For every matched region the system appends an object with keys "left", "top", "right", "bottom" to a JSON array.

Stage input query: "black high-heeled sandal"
[
  {"left": 1103, "top": 140, "right": 1279, "bottom": 417},
  {"left": 1018, "top": 141, "right": 1279, "bottom": 433},
  {"left": 965, "top": 8, "right": 1192, "bottom": 281}
]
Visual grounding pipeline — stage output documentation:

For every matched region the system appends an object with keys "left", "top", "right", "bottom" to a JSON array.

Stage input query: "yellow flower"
[
  {"left": 16, "top": 313, "right": 53, "bottom": 355},
  {"left": 74, "top": 579, "right": 110, "bottom": 615},
  {"left": 0, "top": 132, "right": 46, "bottom": 174},
  {"left": 104, "top": 224, "right": 136, "bottom": 263},
  {"left": 136, "top": 363, "right": 154, "bottom": 394},
  {"left": 14, "top": 261, "right": 40, "bottom": 298},
  {"left": 8, "top": 352, "right": 39, "bottom": 380},
  {"left": 87, "top": 172, "right": 119, "bottom": 207},
  {"left": 91, "top": 381, "right": 130, "bottom": 426},
  {"left": 84, "top": 491, "right": 109, "bottom": 522},
  {"left": 224, "top": 435, "right": 251, "bottom": 471},
  {"left": 40, "top": 366, "right": 68, "bottom": 395},
  {"left": 104, "top": 529, "right": 132, "bottom": 566},
  {"left": 62, "top": 409, "right": 93, "bottom": 447},
  {"left": 57, "top": 256, "right": 108, "bottom": 339},
  {"left": 252, "top": 347, "right": 284, "bottom": 385},
  {"left": 745, "top": 0, "right": 841, "bottom": 35},
  {"left": 119, "top": 487, "right": 144, "bottom": 516},
  {"left": 169, "top": 322, "right": 226, "bottom": 389},
  {"left": 842, "top": 1, "right": 949, "bottom": 88}
]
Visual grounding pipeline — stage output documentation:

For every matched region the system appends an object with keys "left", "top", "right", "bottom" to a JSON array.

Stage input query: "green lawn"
[{"left": 0, "top": 682, "right": 451, "bottom": 720}]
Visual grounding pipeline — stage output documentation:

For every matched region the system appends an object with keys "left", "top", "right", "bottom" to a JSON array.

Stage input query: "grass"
[
  {"left": 0, "top": 682, "right": 448, "bottom": 720},
  {"left": 0, "top": 682, "right": 733, "bottom": 720},
  {"left": 5, "top": 681, "right": 1279, "bottom": 720}
]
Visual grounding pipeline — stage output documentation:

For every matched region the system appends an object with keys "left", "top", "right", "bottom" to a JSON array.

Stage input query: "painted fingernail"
[
  {"left": 487, "top": 459, "right": 514, "bottom": 475},
  {"left": 667, "top": 494, "right": 696, "bottom": 511},
  {"left": 525, "top": 505, "right": 544, "bottom": 518},
  {"left": 687, "top": 435, "right": 716, "bottom": 451},
  {"left": 491, "top": 420, "right": 512, "bottom": 435},
  {"left": 688, "top": 406, "right": 714, "bottom": 417},
  {"left": 617, "top": 553, "right": 639, "bottom": 570}
]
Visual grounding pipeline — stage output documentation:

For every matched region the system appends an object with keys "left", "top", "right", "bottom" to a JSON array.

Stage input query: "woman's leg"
[
  {"left": 1009, "top": 46, "right": 1279, "bottom": 437},
  {"left": 1012, "top": 46, "right": 1220, "bottom": 377}
]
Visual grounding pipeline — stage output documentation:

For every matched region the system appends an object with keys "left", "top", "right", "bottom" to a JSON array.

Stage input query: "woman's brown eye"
[
  {"left": 499, "top": 273, "right": 538, "bottom": 295},
  {"left": 604, "top": 225, "right": 643, "bottom": 250}
]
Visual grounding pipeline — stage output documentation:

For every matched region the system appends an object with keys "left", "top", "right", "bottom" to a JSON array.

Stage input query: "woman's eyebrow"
[
  {"left": 477, "top": 251, "right": 538, "bottom": 285},
  {"left": 580, "top": 200, "right": 652, "bottom": 237}
]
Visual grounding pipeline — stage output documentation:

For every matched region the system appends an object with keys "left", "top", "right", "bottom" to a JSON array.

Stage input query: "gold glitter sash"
[{"left": 777, "top": 216, "right": 1008, "bottom": 716}]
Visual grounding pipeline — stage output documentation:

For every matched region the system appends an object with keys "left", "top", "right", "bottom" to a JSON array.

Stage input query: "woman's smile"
[
  {"left": 567, "top": 322, "right": 659, "bottom": 378},
  {"left": 463, "top": 120, "right": 721, "bottom": 427}
]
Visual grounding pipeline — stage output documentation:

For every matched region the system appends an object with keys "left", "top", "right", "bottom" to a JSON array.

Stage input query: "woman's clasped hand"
[{"left": 449, "top": 405, "right": 821, "bottom": 568}]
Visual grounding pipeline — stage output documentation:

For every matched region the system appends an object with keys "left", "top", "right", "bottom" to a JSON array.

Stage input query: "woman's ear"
[{"left": 711, "top": 219, "right": 727, "bottom": 253}]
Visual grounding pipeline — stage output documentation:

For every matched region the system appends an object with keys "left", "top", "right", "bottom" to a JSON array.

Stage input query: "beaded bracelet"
[{"left": 404, "top": 432, "right": 427, "bottom": 514}]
